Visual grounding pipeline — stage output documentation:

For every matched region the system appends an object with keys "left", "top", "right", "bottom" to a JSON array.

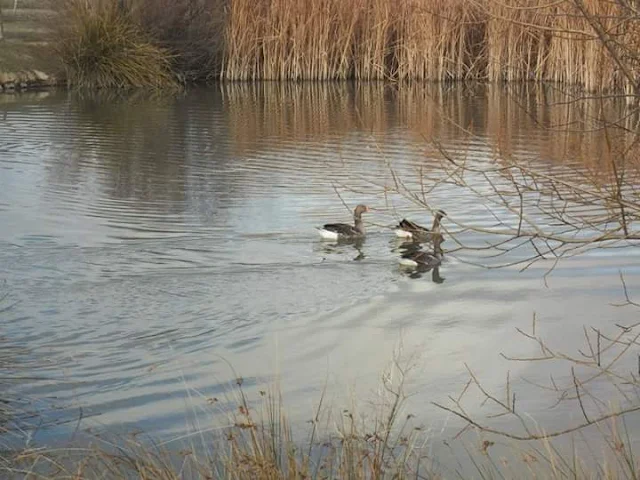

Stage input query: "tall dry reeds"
[
  {"left": 221, "top": 0, "right": 487, "bottom": 82},
  {"left": 222, "top": 0, "right": 360, "bottom": 81},
  {"left": 51, "top": 0, "right": 640, "bottom": 91},
  {"left": 484, "top": 0, "right": 549, "bottom": 83},
  {"left": 220, "top": 0, "right": 640, "bottom": 92}
]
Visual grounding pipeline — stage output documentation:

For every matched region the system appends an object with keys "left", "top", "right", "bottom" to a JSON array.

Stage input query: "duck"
[
  {"left": 394, "top": 209, "right": 447, "bottom": 240},
  {"left": 398, "top": 233, "right": 445, "bottom": 269},
  {"left": 316, "top": 204, "right": 370, "bottom": 240}
]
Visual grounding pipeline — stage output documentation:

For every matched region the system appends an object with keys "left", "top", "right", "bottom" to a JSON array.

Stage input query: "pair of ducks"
[{"left": 316, "top": 204, "right": 446, "bottom": 268}]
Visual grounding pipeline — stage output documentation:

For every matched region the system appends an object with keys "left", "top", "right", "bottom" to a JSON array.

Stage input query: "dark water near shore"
[{"left": 1, "top": 84, "right": 639, "bottom": 465}]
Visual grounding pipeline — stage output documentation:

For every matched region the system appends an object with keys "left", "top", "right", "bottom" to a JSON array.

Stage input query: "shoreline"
[
  {"left": 2, "top": 1, "right": 640, "bottom": 95},
  {"left": 0, "top": 69, "right": 59, "bottom": 92}
]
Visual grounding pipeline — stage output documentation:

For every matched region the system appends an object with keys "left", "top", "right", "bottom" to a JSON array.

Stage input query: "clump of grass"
[{"left": 55, "top": 0, "right": 176, "bottom": 90}]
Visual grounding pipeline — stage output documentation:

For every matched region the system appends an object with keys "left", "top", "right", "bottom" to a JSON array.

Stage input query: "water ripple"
[{"left": 0, "top": 84, "right": 637, "bottom": 445}]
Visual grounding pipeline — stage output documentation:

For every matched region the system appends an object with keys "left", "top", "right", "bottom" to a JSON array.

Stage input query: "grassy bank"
[{"left": 4, "top": 0, "right": 638, "bottom": 91}]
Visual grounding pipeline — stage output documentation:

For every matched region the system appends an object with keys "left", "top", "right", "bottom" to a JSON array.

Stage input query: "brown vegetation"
[
  {"left": 42, "top": 0, "right": 640, "bottom": 90},
  {"left": 55, "top": 0, "right": 176, "bottom": 89},
  {"left": 1, "top": 353, "right": 429, "bottom": 479},
  {"left": 131, "top": 0, "right": 226, "bottom": 82},
  {"left": 221, "top": 0, "right": 640, "bottom": 92}
]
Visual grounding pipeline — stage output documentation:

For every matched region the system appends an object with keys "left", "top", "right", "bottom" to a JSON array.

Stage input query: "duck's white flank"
[
  {"left": 394, "top": 229, "right": 413, "bottom": 238},
  {"left": 398, "top": 258, "right": 419, "bottom": 268},
  {"left": 317, "top": 228, "right": 339, "bottom": 240}
]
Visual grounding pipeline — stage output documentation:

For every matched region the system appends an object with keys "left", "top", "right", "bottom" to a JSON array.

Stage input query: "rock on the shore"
[
  {"left": 0, "top": 72, "right": 18, "bottom": 84},
  {"left": 0, "top": 70, "right": 56, "bottom": 93},
  {"left": 33, "top": 70, "right": 50, "bottom": 83}
]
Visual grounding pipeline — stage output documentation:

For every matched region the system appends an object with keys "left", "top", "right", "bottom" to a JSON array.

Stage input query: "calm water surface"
[{"left": 1, "top": 84, "right": 639, "bottom": 462}]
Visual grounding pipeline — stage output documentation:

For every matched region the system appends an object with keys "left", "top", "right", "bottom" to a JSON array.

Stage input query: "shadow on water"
[{"left": 316, "top": 237, "right": 366, "bottom": 262}]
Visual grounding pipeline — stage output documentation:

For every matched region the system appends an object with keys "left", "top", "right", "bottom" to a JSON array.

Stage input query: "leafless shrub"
[{"left": 131, "top": 0, "right": 226, "bottom": 82}]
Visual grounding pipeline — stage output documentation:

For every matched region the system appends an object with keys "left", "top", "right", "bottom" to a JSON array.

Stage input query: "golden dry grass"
[
  {"left": 1, "top": 357, "right": 430, "bottom": 479},
  {"left": 42, "top": 0, "right": 640, "bottom": 91},
  {"left": 54, "top": 0, "right": 176, "bottom": 89},
  {"left": 221, "top": 0, "right": 640, "bottom": 92}
]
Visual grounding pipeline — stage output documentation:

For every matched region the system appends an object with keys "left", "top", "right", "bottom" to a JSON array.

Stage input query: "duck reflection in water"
[
  {"left": 396, "top": 233, "right": 446, "bottom": 282},
  {"left": 319, "top": 237, "right": 366, "bottom": 261}
]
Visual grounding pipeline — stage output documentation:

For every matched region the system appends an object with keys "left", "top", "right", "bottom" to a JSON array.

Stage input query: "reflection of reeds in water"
[
  {"left": 486, "top": 84, "right": 640, "bottom": 172},
  {"left": 222, "top": 82, "right": 639, "bottom": 173},
  {"left": 222, "top": 82, "right": 391, "bottom": 155},
  {"left": 222, "top": 82, "right": 489, "bottom": 155}
]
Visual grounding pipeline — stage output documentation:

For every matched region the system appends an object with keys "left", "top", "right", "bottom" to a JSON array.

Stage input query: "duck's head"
[
  {"left": 435, "top": 209, "right": 447, "bottom": 219},
  {"left": 354, "top": 204, "right": 370, "bottom": 217}
]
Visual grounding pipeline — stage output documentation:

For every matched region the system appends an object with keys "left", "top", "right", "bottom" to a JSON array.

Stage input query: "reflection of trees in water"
[
  {"left": 60, "top": 91, "right": 187, "bottom": 207},
  {"left": 41, "top": 91, "right": 233, "bottom": 222},
  {"left": 33, "top": 84, "right": 639, "bottom": 225}
]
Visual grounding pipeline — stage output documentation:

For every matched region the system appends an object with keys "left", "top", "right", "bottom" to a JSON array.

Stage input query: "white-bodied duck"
[{"left": 316, "top": 204, "right": 370, "bottom": 240}]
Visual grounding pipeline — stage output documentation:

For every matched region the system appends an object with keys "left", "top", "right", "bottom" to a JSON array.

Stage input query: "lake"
[{"left": 1, "top": 83, "right": 639, "bottom": 472}]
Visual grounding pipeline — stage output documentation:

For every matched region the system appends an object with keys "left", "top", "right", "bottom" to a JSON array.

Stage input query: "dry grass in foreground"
[
  {"left": 0, "top": 352, "right": 431, "bottom": 479},
  {"left": 2, "top": 331, "right": 640, "bottom": 479}
]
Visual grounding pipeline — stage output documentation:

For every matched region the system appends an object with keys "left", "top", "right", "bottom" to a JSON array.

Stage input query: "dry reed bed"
[
  {"left": 221, "top": 0, "right": 640, "bottom": 92},
  {"left": 52, "top": 0, "right": 640, "bottom": 91}
]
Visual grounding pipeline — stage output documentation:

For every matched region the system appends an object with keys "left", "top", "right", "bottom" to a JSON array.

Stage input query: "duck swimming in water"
[
  {"left": 394, "top": 209, "right": 447, "bottom": 241},
  {"left": 316, "top": 204, "right": 370, "bottom": 240}
]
